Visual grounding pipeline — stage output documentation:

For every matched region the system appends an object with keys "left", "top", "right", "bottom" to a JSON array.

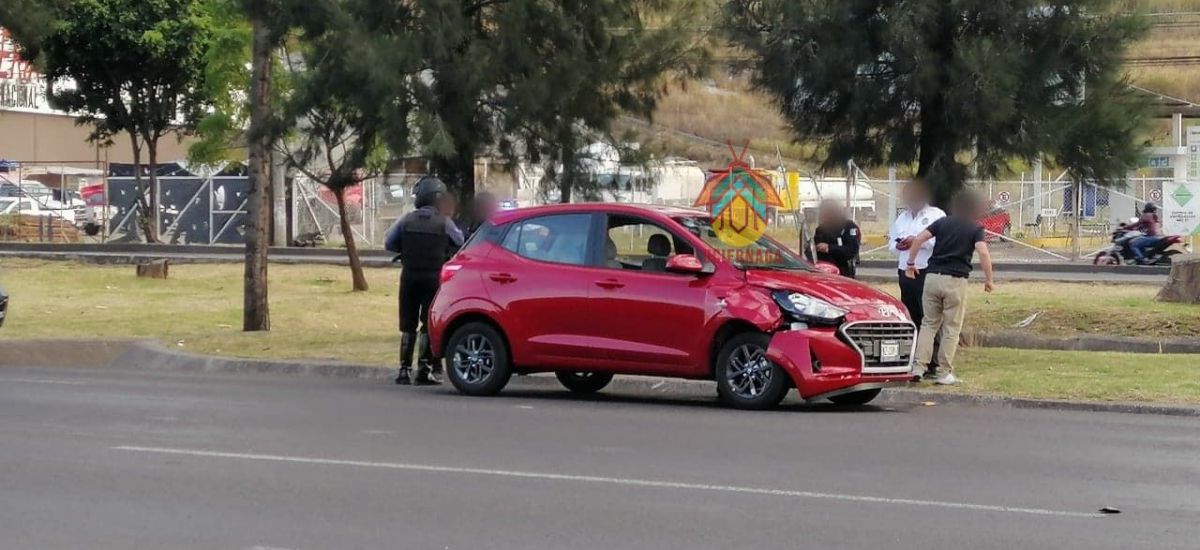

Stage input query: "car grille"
[{"left": 840, "top": 322, "right": 916, "bottom": 375}]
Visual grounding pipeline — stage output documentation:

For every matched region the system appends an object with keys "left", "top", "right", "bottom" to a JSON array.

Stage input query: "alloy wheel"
[
  {"left": 452, "top": 334, "right": 495, "bottom": 385},
  {"left": 726, "top": 343, "right": 773, "bottom": 399}
]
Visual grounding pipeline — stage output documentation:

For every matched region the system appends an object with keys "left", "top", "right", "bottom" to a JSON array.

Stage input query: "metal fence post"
[
  {"left": 1033, "top": 157, "right": 1044, "bottom": 220},
  {"left": 1072, "top": 179, "right": 1083, "bottom": 261},
  {"left": 887, "top": 166, "right": 897, "bottom": 228},
  {"left": 845, "top": 160, "right": 854, "bottom": 219}
]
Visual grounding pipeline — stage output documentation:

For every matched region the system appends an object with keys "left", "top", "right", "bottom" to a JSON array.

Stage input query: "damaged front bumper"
[{"left": 765, "top": 326, "right": 915, "bottom": 401}]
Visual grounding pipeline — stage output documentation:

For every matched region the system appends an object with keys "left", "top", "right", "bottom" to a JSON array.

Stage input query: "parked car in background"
[
  {"left": 0, "top": 197, "right": 77, "bottom": 224},
  {"left": 429, "top": 203, "right": 917, "bottom": 410},
  {"left": 979, "top": 207, "right": 1011, "bottom": 241},
  {"left": 0, "top": 181, "right": 52, "bottom": 201}
]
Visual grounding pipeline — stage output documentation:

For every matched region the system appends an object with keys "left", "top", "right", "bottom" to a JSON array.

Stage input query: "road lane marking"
[
  {"left": 0, "top": 378, "right": 90, "bottom": 386},
  {"left": 113, "top": 445, "right": 1100, "bottom": 519}
]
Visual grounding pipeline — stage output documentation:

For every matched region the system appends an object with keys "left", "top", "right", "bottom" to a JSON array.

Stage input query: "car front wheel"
[
  {"left": 445, "top": 322, "right": 513, "bottom": 396},
  {"left": 555, "top": 372, "right": 614, "bottom": 394},
  {"left": 715, "top": 332, "right": 790, "bottom": 410}
]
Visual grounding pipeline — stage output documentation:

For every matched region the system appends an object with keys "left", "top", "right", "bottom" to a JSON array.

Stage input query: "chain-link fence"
[
  {"left": 839, "top": 166, "right": 1172, "bottom": 262},
  {"left": 291, "top": 171, "right": 427, "bottom": 248},
  {"left": 0, "top": 160, "right": 107, "bottom": 243}
]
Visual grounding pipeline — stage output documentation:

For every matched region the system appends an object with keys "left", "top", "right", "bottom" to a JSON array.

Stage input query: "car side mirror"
[{"left": 666, "top": 254, "right": 707, "bottom": 275}]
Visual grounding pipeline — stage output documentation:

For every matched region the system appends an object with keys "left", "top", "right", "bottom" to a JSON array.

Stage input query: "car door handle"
[
  {"left": 488, "top": 272, "right": 517, "bottom": 284},
  {"left": 594, "top": 279, "right": 625, "bottom": 290}
]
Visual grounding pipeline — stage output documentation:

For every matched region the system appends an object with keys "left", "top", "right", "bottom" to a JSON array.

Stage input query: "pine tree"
[
  {"left": 404, "top": 0, "right": 708, "bottom": 205},
  {"left": 725, "top": 0, "right": 1148, "bottom": 206}
]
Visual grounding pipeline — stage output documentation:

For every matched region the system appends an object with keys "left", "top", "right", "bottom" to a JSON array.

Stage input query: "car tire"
[
  {"left": 715, "top": 332, "right": 789, "bottom": 410},
  {"left": 445, "top": 322, "right": 513, "bottom": 397},
  {"left": 555, "top": 372, "right": 614, "bottom": 394},
  {"left": 828, "top": 388, "right": 883, "bottom": 406}
]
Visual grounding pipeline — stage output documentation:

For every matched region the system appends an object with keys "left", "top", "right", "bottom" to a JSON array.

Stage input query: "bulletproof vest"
[{"left": 400, "top": 208, "right": 451, "bottom": 272}]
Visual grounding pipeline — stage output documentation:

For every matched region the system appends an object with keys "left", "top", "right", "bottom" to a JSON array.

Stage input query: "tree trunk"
[
  {"left": 1157, "top": 255, "right": 1200, "bottom": 303},
  {"left": 335, "top": 186, "right": 369, "bottom": 292},
  {"left": 127, "top": 135, "right": 157, "bottom": 243},
  {"left": 435, "top": 149, "right": 476, "bottom": 206},
  {"left": 243, "top": 20, "right": 272, "bottom": 332},
  {"left": 147, "top": 138, "right": 161, "bottom": 243}
]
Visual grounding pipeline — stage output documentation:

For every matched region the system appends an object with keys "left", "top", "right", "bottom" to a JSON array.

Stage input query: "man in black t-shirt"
[{"left": 904, "top": 191, "right": 995, "bottom": 385}]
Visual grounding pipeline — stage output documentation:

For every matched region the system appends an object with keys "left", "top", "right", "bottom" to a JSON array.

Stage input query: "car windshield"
[{"left": 674, "top": 216, "right": 813, "bottom": 272}]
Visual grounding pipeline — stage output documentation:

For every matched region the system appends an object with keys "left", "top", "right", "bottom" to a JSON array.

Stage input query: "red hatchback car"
[{"left": 429, "top": 204, "right": 916, "bottom": 410}]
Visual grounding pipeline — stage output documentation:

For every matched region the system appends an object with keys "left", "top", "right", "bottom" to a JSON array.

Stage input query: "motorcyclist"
[
  {"left": 1129, "top": 203, "right": 1162, "bottom": 265},
  {"left": 384, "top": 176, "right": 465, "bottom": 385}
]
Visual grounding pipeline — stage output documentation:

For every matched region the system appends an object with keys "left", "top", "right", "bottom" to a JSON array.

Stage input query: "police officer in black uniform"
[
  {"left": 809, "top": 199, "right": 861, "bottom": 278},
  {"left": 385, "top": 176, "right": 465, "bottom": 385}
]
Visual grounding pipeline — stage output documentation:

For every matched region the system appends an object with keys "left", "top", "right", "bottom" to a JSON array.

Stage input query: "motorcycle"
[{"left": 1093, "top": 223, "right": 1186, "bottom": 266}]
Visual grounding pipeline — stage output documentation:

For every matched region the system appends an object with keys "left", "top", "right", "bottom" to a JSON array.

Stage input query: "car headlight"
[{"left": 771, "top": 290, "right": 847, "bottom": 325}]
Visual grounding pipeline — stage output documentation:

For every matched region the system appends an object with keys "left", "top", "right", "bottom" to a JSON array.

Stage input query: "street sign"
[
  {"left": 1164, "top": 182, "right": 1200, "bottom": 236},
  {"left": 996, "top": 191, "right": 1011, "bottom": 204},
  {"left": 1149, "top": 188, "right": 1163, "bottom": 202}
]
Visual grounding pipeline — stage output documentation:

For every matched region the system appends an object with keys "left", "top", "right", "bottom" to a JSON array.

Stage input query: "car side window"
[
  {"left": 605, "top": 215, "right": 696, "bottom": 273},
  {"left": 501, "top": 214, "right": 593, "bottom": 266}
]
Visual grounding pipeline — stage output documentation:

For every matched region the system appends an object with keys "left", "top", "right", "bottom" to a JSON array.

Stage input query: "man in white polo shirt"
[{"left": 888, "top": 180, "right": 945, "bottom": 378}]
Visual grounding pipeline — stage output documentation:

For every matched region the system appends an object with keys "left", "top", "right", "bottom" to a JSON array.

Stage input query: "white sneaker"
[{"left": 935, "top": 372, "right": 959, "bottom": 386}]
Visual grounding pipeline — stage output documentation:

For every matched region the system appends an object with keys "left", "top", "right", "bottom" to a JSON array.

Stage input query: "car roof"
[{"left": 490, "top": 203, "right": 708, "bottom": 225}]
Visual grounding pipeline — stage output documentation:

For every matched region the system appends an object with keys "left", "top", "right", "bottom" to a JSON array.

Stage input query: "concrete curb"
[
  {"left": 0, "top": 339, "right": 140, "bottom": 368},
  {"left": 961, "top": 330, "right": 1200, "bottom": 355},
  {"left": 89, "top": 341, "right": 1200, "bottom": 417}
]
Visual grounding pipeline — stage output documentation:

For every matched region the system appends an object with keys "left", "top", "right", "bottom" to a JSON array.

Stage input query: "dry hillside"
[{"left": 637, "top": 0, "right": 1200, "bottom": 168}]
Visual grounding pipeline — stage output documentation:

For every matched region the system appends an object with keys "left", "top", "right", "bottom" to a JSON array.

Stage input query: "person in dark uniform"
[
  {"left": 809, "top": 200, "right": 861, "bottom": 278},
  {"left": 464, "top": 191, "right": 499, "bottom": 240},
  {"left": 384, "top": 176, "right": 465, "bottom": 386}
]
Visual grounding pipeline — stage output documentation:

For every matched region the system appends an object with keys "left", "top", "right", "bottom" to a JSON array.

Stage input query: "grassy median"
[{"left": 1, "top": 259, "right": 1196, "bottom": 403}]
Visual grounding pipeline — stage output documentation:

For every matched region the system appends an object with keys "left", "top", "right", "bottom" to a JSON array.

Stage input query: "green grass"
[
  {"left": 950, "top": 348, "right": 1200, "bottom": 404},
  {"left": 2, "top": 259, "right": 1197, "bottom": 403},
  {"left": 0, "top": 259, "right": 401, "bottom": 366},
  {"left": 872, "top": 281, "right": 1200, "bottom": 340}
]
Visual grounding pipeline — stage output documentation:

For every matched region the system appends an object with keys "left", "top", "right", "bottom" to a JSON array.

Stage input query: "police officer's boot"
[
  {"left": 413, "top": 332, "right": 442, "bottom": 386},
  {"left": 396, "top": 332, "right": 415, "bottom": 385}
]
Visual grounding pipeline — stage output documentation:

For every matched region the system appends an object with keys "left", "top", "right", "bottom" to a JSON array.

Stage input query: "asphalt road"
[{"left": 1, "top": 365, "right": 1197, "bottom": 549}]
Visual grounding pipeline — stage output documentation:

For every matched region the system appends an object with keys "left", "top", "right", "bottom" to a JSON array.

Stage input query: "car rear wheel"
[
  {"left": 445, "top": 322, "right": 512, "bottom": 397},
  {"left": 828, "top": 388, "right": 882, "bottom": 406},
  {"left": 555, "top": 372, "right": 614, "bottom": 394},
  {"left": 715, "top": 332, "right": 789, "bottom": 410}
]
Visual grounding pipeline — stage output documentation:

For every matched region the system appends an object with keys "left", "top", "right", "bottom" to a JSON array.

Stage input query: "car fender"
[
  {"left": 429, "top": 297, "right": 507, "bottom": 358},
  {"left": 715, "top": 282, "right": 782, "bottom": 332}
]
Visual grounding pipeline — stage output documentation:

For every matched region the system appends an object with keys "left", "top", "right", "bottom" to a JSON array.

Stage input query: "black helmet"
[
  {"left": 1143, "top": 202, "right": 1158, "bottom": 214},
  {"left": 413, "top": 176, "right": 447, "bottom": 209}
]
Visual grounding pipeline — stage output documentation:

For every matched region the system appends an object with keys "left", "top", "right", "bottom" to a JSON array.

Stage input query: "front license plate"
[{"left": 880, "top": 340, "right": 900, "bottom": 362}]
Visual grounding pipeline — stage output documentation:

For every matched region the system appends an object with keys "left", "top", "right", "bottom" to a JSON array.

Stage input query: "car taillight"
[{"left": 440, "top": 263, "right": 463, "bottom": 284}]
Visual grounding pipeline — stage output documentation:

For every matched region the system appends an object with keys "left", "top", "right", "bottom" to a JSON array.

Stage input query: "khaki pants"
[{"left": 913, "top": 273, "right": 969, "bottom": 373}]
